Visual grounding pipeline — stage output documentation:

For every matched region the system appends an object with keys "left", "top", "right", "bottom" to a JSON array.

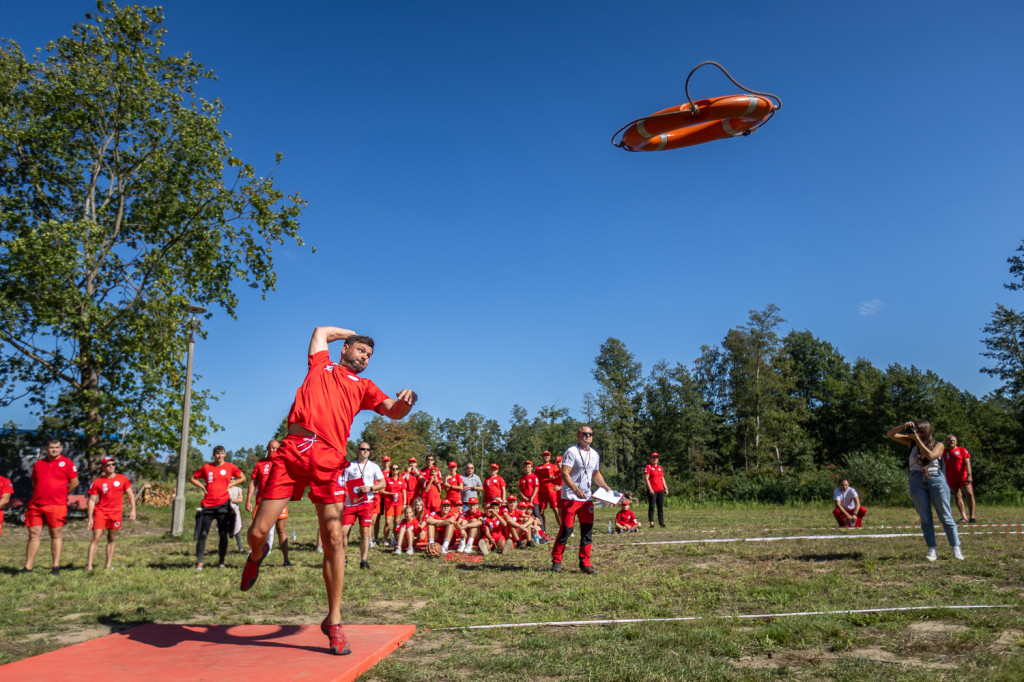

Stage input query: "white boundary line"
[
  {"left": 429, "top": 604, "right": 1016, "bottom": 631},
  {"left": 630, "top": 530, "right": 1024, "bottom": 546}
]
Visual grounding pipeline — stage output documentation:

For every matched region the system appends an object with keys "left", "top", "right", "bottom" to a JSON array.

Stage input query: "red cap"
[
  {"left": 408, "top": 457, "right": 417, "bottom": 463},
  {"left": 488, "top": 500, "right": 501, "bottom": 507},
  {"left": 622, "top": 499, "right": 631, "bottom": 506},
  {"left": 555, "top": 456, "right": 562, "bottom": 463},
  {"left": 524, "top": 460, "right": 533, "bottom": 466},
  {"left": 542, "top": 450, "right": 551, "bottom": 456},
  {"left": 382, "top": 455, "right": 391, "bottom": 461},
  {"left": 508, "top": 494, "right": 518, "bottom": 501},
  {"left": 490, "top": 463, "right": 499, "bottom": 470},
  {"left": 101, "top": 457, "right": 116, "bottom": 466},
  {"left": 519, "top": 501, "right": 531, "bottom": 509},
  {"left": 448, "top": 461, "right": 458, "bottom": 467},
  {"left": 650, "top": 452, "right": 659, "bottom": 458},
  {"left": 467, "top": 497, "right": 478, "bottom": 505},
  {"left": 440, "top": 499, "right": 452, "bottom": 506}
]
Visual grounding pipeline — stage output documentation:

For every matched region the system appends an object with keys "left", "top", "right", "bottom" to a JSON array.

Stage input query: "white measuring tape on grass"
[
  {"left": 429, "top": 604, "right": 1016, "bottom": 631},
  {"left": 630, "top": 530, "right": 1024, "bottom": 546}
]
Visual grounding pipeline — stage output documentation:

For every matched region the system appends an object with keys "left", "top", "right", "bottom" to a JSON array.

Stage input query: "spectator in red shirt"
[
  {"left": 0, "top": 474, "right": 14, "bottom": 537},
  {"left": 534, "top": 450, "right": 561, "bottom": 533},
  {"left": 393, "top": 506, "right": 420, "bottom": 555},
  {"left": 479, "top": 500, "right": 511, "bottom": 556},
  {"left": 423, "top": 499, "right": 460, "bottom": 552},
  {"left": 519, "top": 460, "right": 540, "bottom": 520},
  {"left": 405, "top": 458, "right": 425, "bottom": 501},
  {"left": 443, "top": 461, "right": 464, "bottom": 507},
  {"left": 23, "top": 439, "right": 80, "bottom": 575},
  {"left": 86, "top": 457, "right": 137, "bottom": 570},
  {"left": 484, "top": 464, "right": 506, "bottom": 505},
  {"left": 246, "top": 440, "right": 291, "bottom": 566},
  {"left": 381, "top": 463, "right": 407, "bottom": 546},
  {"left": 421, "top": 455, "right": 443, "bottom": 513},
  {"left": 944, "top": 434, "right": 977, "bottom": 523},
  {"left": 614, "top": 500, "right": 639, "bottom": 533},
  {"left": 190, "top": 445, "right": 245, "bottom": 570},
  {"left": 456, "top": 497, "right": 485, "bottom": 553},
  {"left": 644, "top": 452, "right": 668, "bottom": 528}
]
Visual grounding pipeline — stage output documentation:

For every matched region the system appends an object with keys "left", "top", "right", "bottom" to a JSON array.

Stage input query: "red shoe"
[
  {"left": 239, "top": 543, "right": 269, "bottom": 592},
  {"left": 320, "top": 617, "right": 330, "bottom": 635},
  {"left": 327, "top": 623, "right": 351, "bottom": 655}
]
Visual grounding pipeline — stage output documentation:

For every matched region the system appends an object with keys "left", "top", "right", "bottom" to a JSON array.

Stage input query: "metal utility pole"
[{"left": 171, "top": 304, "right": 206, "bottom": 537}]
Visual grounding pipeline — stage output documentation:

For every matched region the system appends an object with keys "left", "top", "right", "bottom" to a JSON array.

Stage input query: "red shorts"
[
  {"left": 92, "top": 511, "right": 122, "bottom": 530},
  {"left": 488, "top": 532, "right": 508, "bottom": 547},
  {"left": 947, "top": 477, "right": 971, "bottom": 492},
  {"left": 538, "top": 486, "right": 558, "bottom": 510},
  {"left": 385, "top": 502, "right": 405, "bottom": 516},
  {"left": 25, "top": 504, "right": 68, "bottom": 528},
  {"left": 342, "top": 503, "right": 374, "bottom": 527},
  {"left": 559, "top": 498, "right": 595, "bottom": 526},
  {"left": 261, "top": 433, "right": 347, "bottom": 504}
]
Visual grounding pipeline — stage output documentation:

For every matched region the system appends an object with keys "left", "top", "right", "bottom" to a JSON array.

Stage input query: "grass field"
[{"left": 1, "top": 494, "right": 1022, "bottom": 680}]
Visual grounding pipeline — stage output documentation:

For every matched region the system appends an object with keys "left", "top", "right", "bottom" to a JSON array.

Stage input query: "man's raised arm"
[
  {"left": 379, "top": 389, "right": 418, "bottom": 420},
  {"left": 309, "top": 326, "right": 357, "bottom": 355}
]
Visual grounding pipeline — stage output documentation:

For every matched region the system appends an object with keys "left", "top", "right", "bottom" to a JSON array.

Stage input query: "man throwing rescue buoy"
[{"left": 240, "top": 326, "right": 417, "bottom": 656}]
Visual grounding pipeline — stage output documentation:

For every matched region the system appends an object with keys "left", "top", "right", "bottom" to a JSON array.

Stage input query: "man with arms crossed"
[
  {"left": 340, "top": 442, "right": 386, "bottom": 570},
  {"left": 460, "top": 462, "right": 483, "bottom": 512},
  {"left": 23, "top": 440, "right": 79, "bottom": 575},
  {"left": 551, "top": 426, "right": 612, "bottom": 574},
  {"left": 86, "top": 457, "right": 137, "bottom": 570},
  {"left": 241, "top": 327, "right": 417, "bottom": 656}
]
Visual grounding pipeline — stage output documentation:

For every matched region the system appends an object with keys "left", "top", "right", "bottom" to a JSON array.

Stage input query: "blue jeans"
[{"left": 908, "top": 471, "right": 960, "bottom": 549}]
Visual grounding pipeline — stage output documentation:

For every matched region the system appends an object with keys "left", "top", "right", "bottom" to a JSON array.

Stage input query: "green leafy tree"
[
  {"left": 640, "top": 360, "right": 718, "bottom": 479},
  {"left": 0, "top": 3, "right": 307, "bottom": 474},
  {"left": 591, "top": 337, "right": 643, "bottom": 488}
]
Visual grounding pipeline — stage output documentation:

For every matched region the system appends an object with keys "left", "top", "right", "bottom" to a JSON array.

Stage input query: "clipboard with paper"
[{"left": 591, "top": 488, "right": 623, "bottom": 506}]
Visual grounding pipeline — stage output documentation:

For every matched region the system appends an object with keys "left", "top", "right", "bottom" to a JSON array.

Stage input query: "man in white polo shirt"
[
  {"left": 551, "top": 425, "right": 613, "bottom": 574},
  {"left": 832, "top": 479, "right": 867, "bottom": 528},
  {"left": 340, "top": 442, "right": 386, "bottom": 570}
]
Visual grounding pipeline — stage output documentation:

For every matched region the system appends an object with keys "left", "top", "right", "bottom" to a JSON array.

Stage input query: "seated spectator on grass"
[
  {"left": 393, "top": 506, "right": 420, "bottom": 556},
  {"left": 516, "top": 501, "right": 545, "bottom": 544},
  {"left": 456, "top": 496, "right": 485, "bottom": 554},
  {"left": 832, "top": 479, "right": 867, "bottom": 528},
  {"left": 424, "top": 499, "right": 460, "bottom": 553},
  {"left": 479, "top": 500, "right": 511, "bottom": 556},
  {"left": 614, "top": 500, "right": 639, "bottom": 533}
]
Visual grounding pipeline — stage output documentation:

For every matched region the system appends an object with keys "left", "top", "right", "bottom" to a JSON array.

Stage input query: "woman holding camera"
[{"left": 887, "top": 420, "right": 963, "bottom": 561}]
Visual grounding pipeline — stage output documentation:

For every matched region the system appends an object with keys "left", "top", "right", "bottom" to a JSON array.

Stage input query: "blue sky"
[{"left": 2, "top": 1, "right": 1022, "bottom": 454}]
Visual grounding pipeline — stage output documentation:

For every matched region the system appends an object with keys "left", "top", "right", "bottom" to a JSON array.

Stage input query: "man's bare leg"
[
  {"left": 275, "top": 518, "right": 290, "bottom": 564},
  {"left": 49, "top": 526, "right": 64, "bottom": 568},
  {"left": 317, "top": 502, "right": 346, "bottom": 626},
  {"left": 87, "top": 528, "right": 103, "bottom": 570},
  {"left": 105, "top": 529, "right": 117, "bottom": 569},
  {"left": 359, "top": 525, "right": 371, "bottom": 561},
  {"left": 25, "top": 525, "right": 42, "bottom": 570},
  {"left": 247, "top": 498, "right": 289, "bottom": 556}
]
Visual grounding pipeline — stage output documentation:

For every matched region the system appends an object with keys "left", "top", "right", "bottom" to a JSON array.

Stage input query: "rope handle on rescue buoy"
[{"left": 610, "top": 61, "right": 782, "bottom": 149}]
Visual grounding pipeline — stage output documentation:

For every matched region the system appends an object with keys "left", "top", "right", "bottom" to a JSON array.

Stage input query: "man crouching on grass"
[{"left": 241, "top": 326, "right": 417, "bottom": 656}]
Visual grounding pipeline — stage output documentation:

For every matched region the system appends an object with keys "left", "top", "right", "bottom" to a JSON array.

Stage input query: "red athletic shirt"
[
  {"left": 428, "top": 509, "right": 456, "bottom": 524},
  {"left": 444, "top": 473, "right": 463, "bottom": 504},
  {"left": 535, "top": 462, "right": 560, "bottom": 487},
  {"left": 460, "top": 508, "right": 483, "bottom": 523},
  {"left": 616, "top": 509, "right": 637, "bottom": 526},
  {"left": 405, "top": 471, "right": 424, "bottom": 499},
  {"left": 251, "top": 458, "right": 274, "bottom": 502},
  {"left": 0, "top": 475, "right": 13, "bottom": 533},
  {"left": 30, "top": 456, "right": 78, "bottom": 506},
  {"left": 519, "top": 473, "right": 539, "bottom": 500},
  {"left": 193, "top": 462, "right": 243, "bottom": 507},
  {"left": 483, "top": 514, "right": 505, "bottom": 536},
  {"left": 484, "top": 474, "right": 506, "bottom": 503},
  {"left": 397, "top": 518, "right": 420, "bottom": 533},
  {"left": 89, "top": 473, "right": 131, "bottom": 514},
  {"left": 384, "top": 476, "right": 406, "bottom": 507},
  {"left": 645, "top": 464, "right": 666, "bottom": 492},
  {"left": 943, "top": 447, "right": 971, "bottom": 480},
  {"left": 286, "top": 350, "right": 390, "bottom": 452}
]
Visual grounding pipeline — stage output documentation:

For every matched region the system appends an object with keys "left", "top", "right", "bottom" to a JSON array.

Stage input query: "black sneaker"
[
  {"left": 969, "top": 518, "right": 977, "bottom": 524},
  {"left": 283, "top": 561, "right": 293, "bottom": 567},
  {"left": 19, "top": 567, "right": 33, "bottom": 574},
  {"left": 50, "top": 567, "right": 61, "bottom": 576},
  {"left": 580, "top": 564, "right": 597, "bottom": 575},
  {"left": 359, "top": 560, "right": 370, "bottom": 570},
  {"left": 551, "top": 562, "right": 562, "bottom": 573}
]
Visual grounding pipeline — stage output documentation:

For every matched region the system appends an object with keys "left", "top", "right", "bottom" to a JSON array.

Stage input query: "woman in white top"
[{"left": 887, "top": 419, "right": 963, "bottom": 561}]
